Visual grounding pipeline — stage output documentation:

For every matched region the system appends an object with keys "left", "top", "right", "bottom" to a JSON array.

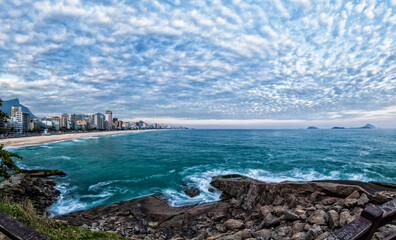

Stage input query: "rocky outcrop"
[
  {"left": 56, "top": 175, "right": 396, "bottom": 239},
  {"left": 19, "top": 169, "right": 66, "bottom": 177},
  {"left": 0, "top": 173, "right": 60, "bottom": 211}
]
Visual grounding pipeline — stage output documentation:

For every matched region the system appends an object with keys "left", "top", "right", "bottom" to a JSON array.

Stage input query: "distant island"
[
  {"left": 332, "top": 124, "right": 376, "bottom": 129},
  {"left": 307, "top": 126, "right": 319, "bottom": 129}
]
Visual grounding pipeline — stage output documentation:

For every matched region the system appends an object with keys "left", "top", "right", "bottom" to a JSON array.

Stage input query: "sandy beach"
[{"left": 0, "top": 130, "right": 138, "bottom": 147}]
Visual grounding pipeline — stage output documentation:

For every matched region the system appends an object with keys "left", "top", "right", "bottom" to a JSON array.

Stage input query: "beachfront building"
[
  {"left": 105, "top": 110, "right": 112, "bottom": 130},
  {"left": 60, "top": 113, "right": 69, "bottom": 129},
  {"left": 92, "top": 113, "right": 105, "bottom": 130},
  {"left": 22, "top": 113, "right": 30, "bottom": 132},
  {"left": 122, "top": 122, "right": 130, "bottom": 130}
]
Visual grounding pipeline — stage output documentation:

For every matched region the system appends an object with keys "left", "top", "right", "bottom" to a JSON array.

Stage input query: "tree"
[
  {"left": 0, "top": 145, "right": 22, "bottom": 178},
  {"left": 0, "top": 98, "right": 22, "bottom": 178}
]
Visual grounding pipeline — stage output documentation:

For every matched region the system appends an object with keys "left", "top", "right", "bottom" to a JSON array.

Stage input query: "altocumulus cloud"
[{"left": 0, "top": 0, "right": 395, "bottom": 126}]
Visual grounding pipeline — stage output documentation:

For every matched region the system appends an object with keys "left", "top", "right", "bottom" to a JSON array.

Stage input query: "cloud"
[{"left": 0, "top": 0, "right": 394, "bottom": 127}]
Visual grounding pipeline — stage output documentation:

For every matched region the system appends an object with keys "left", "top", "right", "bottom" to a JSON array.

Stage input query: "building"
[
  {"left": 92, "top": 113, "right": 105, "bottom": 130},
  {"left": 60, "top": 114, "right": 69, "bottom": 129},
  {"left": 10, "top": 106, "right": 22, "bottom": 118},
  {"left": 71, "top": 114, "right": 83, "bottom": 122},
  {"left": 22, "top": 113, "right": 29, "bottom": 132},
  {"left": 105, "top": 110, "right": 112, "bottom": 130}
]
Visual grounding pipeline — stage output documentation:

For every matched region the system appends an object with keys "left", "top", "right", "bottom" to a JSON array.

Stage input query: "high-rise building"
[
  {"left": 22, "top": 113, "right": 30, "bottom": 132},
  {"left": 105, "top": 110, "right": 112, "bottom": 130},
  {"left": 92, "top": 113, "right": 105, "bottom": 130},
  {"left": 10, "top": 106, "right": 22, "bottom": 118},
  {"left": 60, "top": 114, "right": 69, "bottom": 129},
  {"left": 70, "top": 114, "right": 83, "bottom": 122}
]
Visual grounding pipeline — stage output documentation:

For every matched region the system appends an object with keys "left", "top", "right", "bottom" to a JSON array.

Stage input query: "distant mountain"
[
  {"left": 358, "top": 124, "right": 376, "bottom": 129},
  {"left": 331, "top": 124, "right": 376, "bottom": 130},
  {"left": 0, "top": 98, "right": 37, "bottom": 118},
  {"left": 307, "top": 126, "right": 319, "bottom": 129}
]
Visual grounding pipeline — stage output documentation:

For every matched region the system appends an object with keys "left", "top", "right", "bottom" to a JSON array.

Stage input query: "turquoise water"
[{"left": 8, "top": 129, "right": 396, "bottom": 215}]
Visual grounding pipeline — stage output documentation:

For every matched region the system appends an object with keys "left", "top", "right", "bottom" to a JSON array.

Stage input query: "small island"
[
  {"left": 307, "top": 126, "right": 319, "bottom": 129},
  {"left": 332, "top": 124, "right": 376, "bottom": 130}
]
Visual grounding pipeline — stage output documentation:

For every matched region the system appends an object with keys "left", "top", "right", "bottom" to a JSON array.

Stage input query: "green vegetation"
[
  {"left": 0, "top": 98, "right": 22, "bottom": 178},
  {"left": 0, "top": 198, "right": 126, "bottom": 240},
  {"left": 0, "top": 145, "right": 22, "bottom": 179}
]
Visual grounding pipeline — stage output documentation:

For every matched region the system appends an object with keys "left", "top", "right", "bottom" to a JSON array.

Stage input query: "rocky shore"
[
  {"left": 0, "top": 170, "right": 62, "bottom": 211},
  {"left": 55, "top": 175, "right": 396, "bottom": 240}
]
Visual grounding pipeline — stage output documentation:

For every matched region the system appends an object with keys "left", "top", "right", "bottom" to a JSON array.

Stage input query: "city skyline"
[{"left": 0, "top": 1, "right": 395, "bottom": 128}]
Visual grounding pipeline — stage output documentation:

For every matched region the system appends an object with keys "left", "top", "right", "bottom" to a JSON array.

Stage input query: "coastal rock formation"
[
  {"left": 0, "top": 173, "right": 60, "bottom": 211},
  {"left": 56, "top": 175, "right": 396, "bottom": 240}
]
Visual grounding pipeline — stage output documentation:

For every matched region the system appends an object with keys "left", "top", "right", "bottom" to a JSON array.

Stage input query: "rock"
[
  {"left": 357, "top": 193, "right": 369, "bottom": 206},
  {"left": 208, "top": 187, "right": 216, "bottom": 192},
  {"left": 339, "top": 211, "right": 351, "bottom": 227},
  {"left": 263, "top": 212, "right": 282, "bottom": 227},
  {"left": 307, "top": 224, "right": 323, "bottom": 240},
  {"left": 308, "top": 210, "right": 328, "bottom": 225},
  {"left": 259, "top": 205, "right": 273, "bottom": 217},
  {"left": 216, "top": 234, "right": 242, "bottom": 240},
  {"left": 343, "top": 198, "right": 358, "bottom": 208},
  {"left": 272, "top": 226, "right": 292, "bottom": 239},
  {"left": 284, "top": 210, "right": 300, "bottom": 220},
  {"left": 291, "top": 232, "right": 307, "bottom": 240},
  {"left": 224, "top": 219, "right": 244, "bottom": 230},
  {"left": 19, "top": 169, "right": 66, "bottom": 177},
  {"left": 184, "top": 187, "right": 200, "bottom": 198},
  {"left": 346, "top": 190, "right": 360, "bottom": 199},
  {"left": 252, "top": 229, "right": 272, "bottom": 239},
  {"left": 292, "top": 222, "right": 305, "bottom": 235},
  {"left": 315, "top": 232, "right": 330, "bottom": 240},
  {"left": 0, "top": 173, "right": 60, "bottom": 211},
  {"left": 327, "top": 210, "right": 339, "bottom": 228},
  {"left": 235, "top": 229, "right": 251, "bottom": 239}
]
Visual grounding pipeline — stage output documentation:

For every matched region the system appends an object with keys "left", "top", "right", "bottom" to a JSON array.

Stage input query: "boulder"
[
  {"left": 184, "top": 187, "right": 200, "bottom": 198},
  {"left": 224, "top": 219, "right": 244, "bottom": 230},
  {"left": 308, "top": 210, "right": 328, "bottom": 225},
  {"left": 327, "top": 210, "right": 339, "bottom": 228}
]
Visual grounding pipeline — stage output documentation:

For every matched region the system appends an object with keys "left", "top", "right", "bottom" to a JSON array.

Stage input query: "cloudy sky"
[{"left": 0, "top": 0, "right": 395, "bottom": 128}]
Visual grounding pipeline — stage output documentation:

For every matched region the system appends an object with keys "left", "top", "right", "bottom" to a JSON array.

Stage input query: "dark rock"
[
  {"left": 0, "top": 173, "right": 60, "bottom": 211},
  {"left": 224, "top": 219, "right": 244, "bottom": 230},
  {"left": 291, "top": 232, "right": 307, "bottom": 240},
  {"left": 252, "top": 229, "right": 272, "bottom": 239},
  {"left": 184, "top": 187, "right": 200, "bottom": 198},
  {"left": 284, "top": 210, "right": 300, "bottom": 220},
  {"left": 19, "top": 169, "right": 66, "bottom": 177}
]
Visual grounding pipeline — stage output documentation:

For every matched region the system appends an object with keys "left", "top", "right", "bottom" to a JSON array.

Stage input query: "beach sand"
[{"left": 0, "top": 130, "right": 138, "bottom": 147}]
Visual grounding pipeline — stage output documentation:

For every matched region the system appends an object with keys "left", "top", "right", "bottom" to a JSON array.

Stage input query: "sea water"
[{"left": 8, "top": 129, "right": 396, "bottom": 215}]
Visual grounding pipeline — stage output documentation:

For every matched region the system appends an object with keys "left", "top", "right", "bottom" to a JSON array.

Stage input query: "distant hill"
[
  {"left": 307, "top": 126, "right": 319, "bottom": 129},
  {"left": 0, "top": 98, "right": 37, "bottom": 118},
  {"left": 332, "top": 124, "right": 376, "bottom": 130},
  {"left": 358, "top": 124, "right": 376, "bottom": 129}
]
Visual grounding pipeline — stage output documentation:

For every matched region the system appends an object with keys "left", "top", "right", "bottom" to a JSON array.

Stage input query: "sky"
[{"left": 0, "top": 0, "right": 395, "bottom": 128}]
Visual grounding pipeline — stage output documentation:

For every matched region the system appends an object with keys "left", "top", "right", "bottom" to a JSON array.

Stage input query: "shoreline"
[{"left": 0, "top": 130, "right": 155, "bottom": 148}]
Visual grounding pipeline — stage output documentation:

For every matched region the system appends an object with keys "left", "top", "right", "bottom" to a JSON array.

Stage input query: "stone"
[
  {"left": 357, "top": 193, "right": 369, "bottom": 206},
  {"left": 208, "top": 187, "right": 216, "bottom": 192},
  {"left": 307, "top": 224, "right": 323, "bottom": 240},
  {"left": 252, "top": 229, "right": 272, "bottom": 239},
  {"left": 216, "top": 234, "right": 243, "bottom": 240},
  {"left": 184, "top": 187, "right": 200, "bottom": 198},
  {"left": 339, "top": 211, "right": 351, "bottom": 227},
  {"left": 346, "top": 190, "right": 360, "bottom": 199},
  {"left": 224, "top": 219, "right": 244, "bottom": 230},
  {"left": 292, "top": 222, "right": 305, "bottom": 235},
  {"left": 263, "top": 212, "right": 282, "bottom": 227},
  {"left": 235, "top": 229, "right": 251, "bottom": 239},
  {"left": 327, "top": 210, "right": 339, "bottom": 228},
  {"left": 272, "top": 226, "right": 292, "bottom": 239},
  {"left": 343, "top": 198, "right": 358, "bottom": 208},
  {"left": 308, "top": 210, "right": 328, "bottom": 225},
  {"left": 291, "top": 232, "right": 307, "bottom": 240},
  {"left": 273, "top": 195, "right": 283, "bottom": 205},
  {"left": 284, "top": 210, "right": 300, "bottom": 220},
  {"left": 315, "top": 232, "right": 330, "bottom": 240}
]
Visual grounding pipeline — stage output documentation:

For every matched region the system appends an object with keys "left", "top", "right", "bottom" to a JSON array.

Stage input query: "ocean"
[{"left": 9, "top": 129, "right": 396, "bottom": 215}]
